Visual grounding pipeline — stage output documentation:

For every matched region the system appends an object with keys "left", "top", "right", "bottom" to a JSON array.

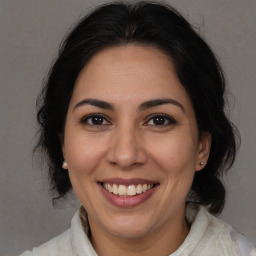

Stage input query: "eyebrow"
[
  {"left": 138, "top": 98, "right": 185, "bottom": 112},
  {"left": 73, "top": 98, "right": 184, "bottom": 112},
  {"left": 73, "top": 98, "right": 115, "bottom": 111}
]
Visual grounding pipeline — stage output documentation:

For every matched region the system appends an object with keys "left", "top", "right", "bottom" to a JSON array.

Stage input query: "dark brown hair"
[{"left": 36, "top": 1, "right": 240, "bottom": 214}]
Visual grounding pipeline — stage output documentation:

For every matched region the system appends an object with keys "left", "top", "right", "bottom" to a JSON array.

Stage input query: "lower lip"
[{"left": 99, "top": 184, "right": 157, "bottom": 208}]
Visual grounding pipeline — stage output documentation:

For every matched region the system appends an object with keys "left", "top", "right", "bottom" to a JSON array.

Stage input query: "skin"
[{"left": 62, "top": 44, "right": 211, "bottom": 256}]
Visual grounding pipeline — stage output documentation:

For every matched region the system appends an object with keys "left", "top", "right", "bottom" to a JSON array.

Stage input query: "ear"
[
  {"left": 59, "top": 133, "right": 68, "bottom": 169},
  {"left": 62, "top": 144, "right": 66, "bottom": 160},
  {"left": 195, "top": 132, "right": 211, "bottom": 171},
  {"left": 61, "top": 146, "right": 68, "bottom": 170},
  {"left": 59, "top": 133, "right": 65, "bottom": 155}
]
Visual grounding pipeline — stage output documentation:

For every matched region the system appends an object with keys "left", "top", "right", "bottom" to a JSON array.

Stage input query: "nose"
[{"left": 106, "top": 126, "right": 148, "bottom": 169}]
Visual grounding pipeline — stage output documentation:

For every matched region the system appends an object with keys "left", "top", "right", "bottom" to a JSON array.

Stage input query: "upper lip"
[{"left": 99, "top": 178, "right": 159, "bottom": 186}]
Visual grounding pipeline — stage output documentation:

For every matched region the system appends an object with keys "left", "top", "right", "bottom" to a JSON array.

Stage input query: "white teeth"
[
  {"left": 127, "top": 185, "right": 136, "bottom": 196},
  {"left": 102, "top": 183, "right": 155, "bottom": 197},
  {"left": 148, "top": 184, "right": 153, "bottom": 190},
  {"left": 119, "top": 185, "right": 126, "bottom": 196},
  {"left": 112, "top": 184, "right": 118, "bottom": 195},
  {"left": 136, "top": 184, "right": 143, "bottom": 194},
  {"left": 107, "top": 183, "right": 113, "bottom": 193}
]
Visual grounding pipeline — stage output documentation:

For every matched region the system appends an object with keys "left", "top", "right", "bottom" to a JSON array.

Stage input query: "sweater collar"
[{"left": 71, "top": 203, "right": 211, "bottom": 256}]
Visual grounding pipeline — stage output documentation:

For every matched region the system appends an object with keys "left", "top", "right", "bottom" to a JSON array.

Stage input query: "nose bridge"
[{"left": 106, "top": 121, "right": 147, "bottom": 168}]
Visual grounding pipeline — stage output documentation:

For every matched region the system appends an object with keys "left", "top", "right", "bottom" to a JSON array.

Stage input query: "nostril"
[{"left": 105, "top": 135, "right": 148, "bottom": 169}]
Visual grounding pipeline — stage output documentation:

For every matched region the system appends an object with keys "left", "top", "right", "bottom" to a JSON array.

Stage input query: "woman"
[{"left": 20, "top": 1, "right": 255, "bottom": 255}]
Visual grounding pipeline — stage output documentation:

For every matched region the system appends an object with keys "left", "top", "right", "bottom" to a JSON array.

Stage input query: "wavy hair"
[{"left": 35, "top": 1, "right": 240, "bottom": 214}]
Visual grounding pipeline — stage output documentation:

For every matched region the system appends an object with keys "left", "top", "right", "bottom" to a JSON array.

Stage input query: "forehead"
[{"left": 70, "top": 44, "right": 192, "bottom": 110}]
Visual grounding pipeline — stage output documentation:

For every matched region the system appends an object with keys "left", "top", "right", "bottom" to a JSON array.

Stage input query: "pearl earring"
[
  {"left": 200, "top": 161, "right": 204, "bottom": 166},
  {"left": 62, "top": 160, "right": 68, "bottom": 169}
]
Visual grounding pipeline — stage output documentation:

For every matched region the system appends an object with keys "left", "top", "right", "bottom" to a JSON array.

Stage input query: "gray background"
[{"left": 0, "top": 0, "right": 255, "bottom": 255}]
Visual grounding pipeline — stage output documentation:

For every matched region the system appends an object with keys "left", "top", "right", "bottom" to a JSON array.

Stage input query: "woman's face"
[{"left": 63, "top": 45, "right": 210, "bottom": 240}]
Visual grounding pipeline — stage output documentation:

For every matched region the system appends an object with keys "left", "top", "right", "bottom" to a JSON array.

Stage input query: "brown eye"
[
  {"left": 90, "top": 116, "right": 104, "bottom": 125},
  {"left": 152, "top": 116, "right": 166, "bottom": 125},
  {"left": 146, "top": 114, "right": 177, "bottom": 126},
  {"left": 81, "top": 114, "right": 110, "bottom": 126}
]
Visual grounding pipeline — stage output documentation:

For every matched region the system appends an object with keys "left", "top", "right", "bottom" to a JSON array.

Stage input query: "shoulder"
[
  {"left": 178, "top": 204, "right": 256, "bottom": 256},
  {"left": 19, "top": 228, "right": 74, "bottom": 256},
  {"left": 204, "top": 208, "right": 255, "bottom": 255},
  {"left": 230, "top": 229, "right": 256, "bottom": 256},
  {"left": 19, "top": 208, "right": 80, "bottom": 256},
  {"left": 19, "top": 207, "right": 97, "bottom": 256}
]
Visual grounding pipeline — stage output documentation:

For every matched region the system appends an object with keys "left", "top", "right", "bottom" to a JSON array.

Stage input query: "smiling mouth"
[{"left": 99, "top": 182, "right": 159, "bottom": 197}]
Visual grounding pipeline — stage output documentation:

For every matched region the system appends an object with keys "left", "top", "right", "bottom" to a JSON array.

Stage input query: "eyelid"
[
  {"left": 80, "top": 113, "right": 111, "bottom": 125},
  {"left": 79, "top": 113, "right": 176, "bottom": 127},
  {"left": 144, "top": 113, "right": 177, "bottom": 126}
]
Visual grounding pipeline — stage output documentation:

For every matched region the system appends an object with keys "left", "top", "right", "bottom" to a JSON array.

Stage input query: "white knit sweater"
[{"left": 20, "top": 204, "right": 256, "bottom": 256}]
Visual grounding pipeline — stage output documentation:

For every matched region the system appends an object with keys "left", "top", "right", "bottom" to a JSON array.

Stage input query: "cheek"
[
  {"left": 64, "top": 131, "right": 108, "bottom": 179},
  {"left": 148, "top": 133, "right": 197, "bottom": 172},
  {"left": 64, "top": 135, "right": 106, "bottom": 207},
  {"left": 147, "top": 131, "right": 198, "bottom": 199}
]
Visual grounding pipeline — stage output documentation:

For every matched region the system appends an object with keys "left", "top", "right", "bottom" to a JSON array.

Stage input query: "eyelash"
[
  {"left": 80, "top": 113, "right": 177, "bottom": 128},
  {"left": 145, "top": 114, "right": 177, "bottom": 127},
  {"left": 80, "top": 114, "right": 111, "bottom": 126}
]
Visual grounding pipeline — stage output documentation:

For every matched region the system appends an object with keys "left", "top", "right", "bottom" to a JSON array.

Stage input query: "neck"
[{"left": 88, "top": 207, "right": 189, "bottom": 256}]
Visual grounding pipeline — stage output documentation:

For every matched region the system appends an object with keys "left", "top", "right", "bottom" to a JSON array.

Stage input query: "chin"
[
  {"left": 109, "top": 225, "right": 149, "bottom": 239},
  {"left": 103, "top": 214, "right": 154, "bottom": 239}
]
